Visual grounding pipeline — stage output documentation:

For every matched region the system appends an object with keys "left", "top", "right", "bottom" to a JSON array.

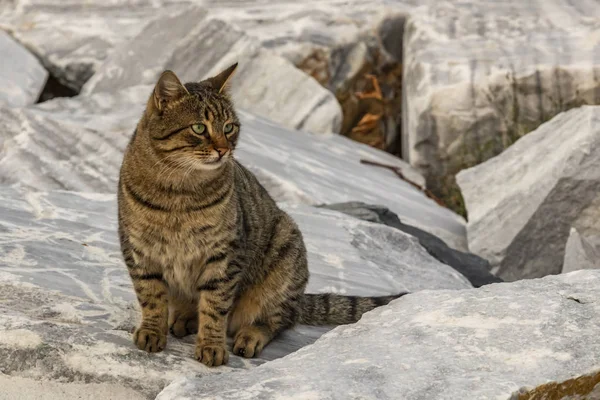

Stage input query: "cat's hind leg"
[
  {"left": 229, "top": 213, "right": 308, "bottom": 358},
  {"left": 231, "top": 306, "right": 299, "bottom": 358},
  {"left": 228, "top": 268, "right": 307, "bottom": 358}
]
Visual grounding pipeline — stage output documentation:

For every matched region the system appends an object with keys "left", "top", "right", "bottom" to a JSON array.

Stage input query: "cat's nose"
[{"left": 215, "top": 147, "right": 229, "bottom": 158}]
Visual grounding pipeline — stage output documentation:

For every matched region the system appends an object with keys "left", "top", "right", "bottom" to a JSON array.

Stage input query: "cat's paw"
[
  {"left": 169, "top": 314, "right": 198, "bottom": 338},
  {"left": 133, "top": 327, "right": 167, "bottom": 353},
  {"left": 233, "top": 328, "right": 265, "bottom": 358},
  {"left": 195, "top": 341, "right": 229, "bottom": 367}
]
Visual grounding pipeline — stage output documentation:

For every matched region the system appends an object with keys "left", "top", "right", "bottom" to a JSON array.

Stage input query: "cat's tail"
[{"left": 298, "top": 292, "right": 408, "bottom": 325}]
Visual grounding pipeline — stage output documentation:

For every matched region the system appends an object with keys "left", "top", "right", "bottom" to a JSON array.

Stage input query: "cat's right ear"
[{"left": 152, "top": 70, "right": 189, "bottom": 114}]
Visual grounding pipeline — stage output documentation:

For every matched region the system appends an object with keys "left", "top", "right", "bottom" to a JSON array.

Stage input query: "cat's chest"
[
  {"left": 151, "top": 232, "right": 204, "bottom": 265},
  {"left": 128, "top": 214, "right": 215, "bottom": 266},
  {"left": 130, "top": 225, "right": 212, "bottom": 294}
]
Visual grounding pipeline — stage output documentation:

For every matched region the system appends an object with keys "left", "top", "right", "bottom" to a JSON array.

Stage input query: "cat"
[{"left": 117, "top": 63, "right": 406, "bottom": 367}]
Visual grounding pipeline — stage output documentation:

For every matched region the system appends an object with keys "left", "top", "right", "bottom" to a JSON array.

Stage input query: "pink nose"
[{"left": 215, "top": 147, "right": 229, "bottom": 158}]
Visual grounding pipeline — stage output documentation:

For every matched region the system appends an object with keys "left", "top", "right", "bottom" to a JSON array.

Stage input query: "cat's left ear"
[
  {"left": 207, "top": 62, "right": 238, "bottom": 93},
  {"left": 153, "top": 70, "right": 189, "bottom": 113}
]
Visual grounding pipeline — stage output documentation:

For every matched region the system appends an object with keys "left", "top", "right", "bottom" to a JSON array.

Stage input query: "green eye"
[
  {"left": 191, "top": 124, "right": 206, "bottom": 134},
  {"left": 224, "top": 123, "right": 234, "bottom": 134}
]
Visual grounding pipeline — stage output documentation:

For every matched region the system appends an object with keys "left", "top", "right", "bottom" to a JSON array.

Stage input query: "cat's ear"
[
  {"left": 153, "top": 70, "right": 189, "bottom": 113},
  {"left": 207, "top": 62, "right": 238, "bottom": 93}
]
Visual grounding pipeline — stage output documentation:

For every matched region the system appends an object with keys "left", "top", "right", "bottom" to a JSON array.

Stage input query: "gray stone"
[
  {"left": 402, "top": 0, "right": 600, "bottom": 191},
  {"left": 319, "top": 201, "right": 502, "bottom": 288},
  {"left": 378, "top": 14, "right": 406, "bottom": 62},
  {"left": 24, "top": 85, "right": 467, "bottom": 250},
  {"left": 0, "top": 374, "right": 146, "bottom": 400},
  {"left": 0, "top": 1, "right": 392, "bottom": 91},
  {"left": 0, "top": 30, "right": 47, "bottom": 107},
  {"left": 157, "top": 270, "right": 600, "bottom": 400},
  {"left": 456, "top": 106, "right": 600, "bottom": 281},
  {"left": 562, "top": 228, "right": 600, "bottom": 274},
  {"left": 327, "top": 41, "right": 370, "bottom": 94},
  {"left": 8, "top": 0, "right": 598, "bottom": 170},
  {"left": 0, "top": 187, "right": 469, "bottom": 398},
  {"left": 0, "top": 106, "right": 127, "bottom": 192},
  {"left": 81, "top": 8, "right": 341, "bottom": 135},
  {"left": 0, "top": 1, "right": 182, "bottom": 91},
  {"left": 0, "top": 189, "right": 255, "bottom": 400}
]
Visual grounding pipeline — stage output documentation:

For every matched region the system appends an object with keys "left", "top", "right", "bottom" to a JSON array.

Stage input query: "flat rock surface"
[
  {"left": 457, "top": 106, "right": 600, "bottom": 281},
  {"left": 157, "top": 270, "right": 600, "bottom": 400},
  {"left": 0, "top": 187, "right": 469, "bottom": 399},
  {"left": 403, "top": 0, "right": 600, "bottom": 187},
  {"left": 0, "top": 374, "right": 146, "bottom": 400},
  {"left": 320, "top": 201, "right": 501, "bottom": 287},
  {"left": 0, "top": 30, "right": 47, "bottom": 107},
  {"left": 23, "top": 85, "right": 467, "bottom": 250},
  {"left": 0, "top": 106, "right": 126, "bottom": 192}
]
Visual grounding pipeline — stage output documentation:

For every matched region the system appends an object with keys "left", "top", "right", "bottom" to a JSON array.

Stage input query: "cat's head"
[{"left": 141, "top": 63, "right": 240, "bottom": 171}]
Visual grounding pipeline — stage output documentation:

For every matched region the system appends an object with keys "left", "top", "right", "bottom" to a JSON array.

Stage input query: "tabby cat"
[{"left": 117, "top": 63, "right": 406, "bottom": 367}]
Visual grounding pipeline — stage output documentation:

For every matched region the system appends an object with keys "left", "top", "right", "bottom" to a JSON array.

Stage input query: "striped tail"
[{"left": 299, "top": 292, "right": 408, "bottom": 325}]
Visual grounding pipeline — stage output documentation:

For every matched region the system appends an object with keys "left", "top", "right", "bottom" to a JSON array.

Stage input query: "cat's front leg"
[
  {"left": 127, "top": 259, "right": 169, "bottom": 353},
  {"left": 195, "top": 257, "right": 239, "bottom": 367}
]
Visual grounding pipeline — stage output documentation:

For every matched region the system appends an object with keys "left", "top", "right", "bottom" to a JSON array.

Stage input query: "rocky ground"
[{"left": 0, "top": 0, "right": 599, "bottom": 399}]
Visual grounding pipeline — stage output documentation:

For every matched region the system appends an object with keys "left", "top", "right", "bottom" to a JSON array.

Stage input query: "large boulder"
[
  {"left": 0, "top": 30, "right": 47, "bottom": 107},
  {"left": 0, "top": 1, "right": 179, "bottom": 91},
  {"left": 0, "top": 1, "right": 388, "bottom": 92},
  {"left": 0, "top": 1, "right": 407, "bottom": 153},
  {"left": 236, "top": 110, "right": 467, "bottom": 251},
  {"left": 319, "top": 201, "right": 501, "bottom": 287},
  {"left": 157, "top": 270, "right": 600, "bottom": 400},
  {"left": 0, "top": 187, "right": 470, "bottom": 398},
  {"left": 0, "top": 106, "right": 127, "bottom": 192},
  {"left": 403, "top": 0, "right": 600, "bottom": 197},
  {"left": 21, "top": 85, "right": 467, "bottom": 250},
  {"left": 456, "top": 106, "right": 600, "bottom": 281},
  {"left": 81, "top": 7, "right": 341, "bottom": 135},
  {"left": 5, "top": 1, "right": 598, "bottom": 174}
]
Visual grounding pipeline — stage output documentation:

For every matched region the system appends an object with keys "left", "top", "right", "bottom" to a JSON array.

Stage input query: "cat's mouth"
[
  {"left": 193, "top": 155, "right": 229, "bottom": 170},
  {"left": 204, "top": 155, "right": 229, "bottom": 164}
]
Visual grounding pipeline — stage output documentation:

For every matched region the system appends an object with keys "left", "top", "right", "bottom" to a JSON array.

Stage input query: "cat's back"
[
  {"left": 232, "top": 160, "right": 277, "bottom": 208},
  {"left": 230, "top": 159, "right": 305, "bottom": 269}
]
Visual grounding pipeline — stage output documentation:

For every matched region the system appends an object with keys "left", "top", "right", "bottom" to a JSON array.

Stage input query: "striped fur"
[{"left": 118, "top": 65, "right": 407, "bottom": 367}]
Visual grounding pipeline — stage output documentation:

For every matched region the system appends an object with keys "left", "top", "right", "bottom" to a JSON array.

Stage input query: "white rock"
[
  {"left": 25, "top": 85, "right": 467, "bottom": 249},
  {"left": 562, "top": 228, "right": 600, "bottom": 274},
  {"left": 0, "top": 1, "right": 176, "bottom": 91},
  {"left": 157, "top": 270, "right": 600, "bottom": 400},
  {"left": 403, "top": 0, "right": 600, "bottom": 189},
  {"left": 0, "top": 30, "right": 47, "bottom": 107},
  {"left": 0, "top": 374, "right": 146, "bottom": 400},
  {"left": 0, "top": 1, "right": 390, "bottom": 90},
  {"left": 284, "top": 204, "right": 471, "bottom": 294},
  {"left": 456, "top": 106, "right": 600, "bottom": 281},
  {"left": 0, "top": 107, "right": 127, "bottom": 192},
  {"left": 0, "top": 187, "right": 469, "bottom": 398},
  {"left": 8, "top": 0, "right": 598, "bottom": 176},
  {"left": 81, "top": 7, "right": 341, "bottom": 134}
]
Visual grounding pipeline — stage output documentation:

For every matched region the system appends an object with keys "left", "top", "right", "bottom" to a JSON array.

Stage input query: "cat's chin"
[{"left": 193, "top": 158, "right": 229, "bottom": 171}]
